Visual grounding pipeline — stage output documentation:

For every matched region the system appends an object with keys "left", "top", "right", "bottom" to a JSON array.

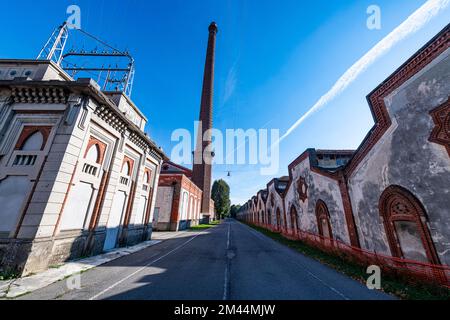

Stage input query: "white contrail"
[{"left": 276, "top": 0, "right": 450, "bottom": 145}]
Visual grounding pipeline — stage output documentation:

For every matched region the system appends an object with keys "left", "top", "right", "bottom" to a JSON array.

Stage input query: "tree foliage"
[
  {"left": 230, "top": 204, "right": 241, "bottom": 218},
  {"left": 211, "top": 179, "right": 231, "bottom": 219}
]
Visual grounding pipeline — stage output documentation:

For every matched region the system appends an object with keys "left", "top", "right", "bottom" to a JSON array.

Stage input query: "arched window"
[
  {"left": 20, "top": 131, "right": 44, "bottom": 151},
  {"left": 119, "top": 158, "right": 133, "bottom": 186},
  {"left": 142, "top": 169, "right": 152, "bottom": 192},
  {"left": 15, "top": 126, "right": 51, "bottom": 151},
  {"left": 192, "top": 198, "right": 197, "bottom": 219},
  {"left": 379, "top": 185, "right": 439, "bottom": 264},
  {"left": 122, "top": 161, "right": 131, "bottom": 176},
  {"left": 267, "top": 209, "right": 272, "bottom": 225},
  {"left": 85, "top": 144, "right": 100, "bottom": 163},
  {"left": 180, "top": 192, "right": 189, "bottom": 220},
  {"left": 84, "top": 137, "right": 106, "bottom": 165},
  {"left": 290, "top": 205, "right": 299, "bottom": 235},
  {"left": 315, "top": 200, "right": 333, "bottom": 239},
  {"left": 189, "top": 196, "right": 194, "bottom": 219}
]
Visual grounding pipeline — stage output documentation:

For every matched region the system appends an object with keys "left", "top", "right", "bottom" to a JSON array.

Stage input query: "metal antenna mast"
[
  {"left": 124, "top": 57, "right": 135, "bottom": 97},
  {"left": 62, "top": 51, "right": 135, "bottom": 96},
  {"left": 36, "top": 23, "right": 135, "bottom": 97},
  {"left": 37, "top": 22, "right": 69, "bottom": 65}
]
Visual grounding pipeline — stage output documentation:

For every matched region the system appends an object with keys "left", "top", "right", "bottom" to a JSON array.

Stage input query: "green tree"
[
  {"left": 230, "top": 204, "right": 241, "bottom": 218},
  {"left": 211, "top": 179, "right": 231, "bottom": 219}
]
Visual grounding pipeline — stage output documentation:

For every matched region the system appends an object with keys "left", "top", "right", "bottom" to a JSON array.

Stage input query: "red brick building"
[{"left": 153, "top": 161, "right": 204, "bottom": 231}]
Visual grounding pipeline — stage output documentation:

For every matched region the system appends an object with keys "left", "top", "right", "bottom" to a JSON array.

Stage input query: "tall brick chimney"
[{"left": 192, "top": 22, "right": 218, "bottom": 221}]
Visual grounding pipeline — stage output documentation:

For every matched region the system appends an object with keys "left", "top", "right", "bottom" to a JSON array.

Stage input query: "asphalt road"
[{"left": 20, "top": 219, "right": 394, "bottom": 300}]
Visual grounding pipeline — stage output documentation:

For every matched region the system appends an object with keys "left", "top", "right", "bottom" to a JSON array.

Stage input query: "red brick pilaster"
[{"left": 338, "top": 172, "right": 360, "bottom": 247}]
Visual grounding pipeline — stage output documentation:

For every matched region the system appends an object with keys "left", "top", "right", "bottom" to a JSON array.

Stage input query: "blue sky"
[{"left": 1, "top": 0, "right": 449, "bottom": 205}]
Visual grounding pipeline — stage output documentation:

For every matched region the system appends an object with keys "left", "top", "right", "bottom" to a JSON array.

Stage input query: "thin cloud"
[
  {"left": 223, "top": 62, "right": 238, "bottom": 105},
  {"left": 277, "top": 0, "right": 450, "bottom": 145}
]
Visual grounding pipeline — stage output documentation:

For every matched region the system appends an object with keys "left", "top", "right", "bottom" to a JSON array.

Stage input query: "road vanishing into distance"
[{"left": 20, "top": 219, "right": 394, "bottom": 300}]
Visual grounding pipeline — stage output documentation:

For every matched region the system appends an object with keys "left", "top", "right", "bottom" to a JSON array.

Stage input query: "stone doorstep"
[{"left": 0, "top": 240, "right": 161, "bottom": 299}]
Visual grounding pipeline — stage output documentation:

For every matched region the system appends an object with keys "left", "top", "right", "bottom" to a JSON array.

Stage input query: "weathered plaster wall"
[
  {"left": 147, "top": 166, "right": 161, "bottom": 226},
  {"left": 251, "top": 198, "right": 257, "bottom": 223},
  {"left": 155, "top": 186, "right": 174, "bottom": 224},
  {"left": 348, "top": 48, "right": 450, "bottom": 264},
  {"left": 0, "top": 176, "right": 31, "bottom": 235},
  {"left": 285, "top": 157, "right": 350, "bottom": 244}
]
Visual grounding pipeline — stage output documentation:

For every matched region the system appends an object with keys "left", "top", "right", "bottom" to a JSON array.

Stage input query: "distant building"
[
  {"left": 153, "top": 161, "right": 203, "bottom": 231},
  {"left": 256, "top": 189, "right": 268, "bottom": 225},
  {"left": 266, "top": 176, "right": 290, "bottom": 231}
]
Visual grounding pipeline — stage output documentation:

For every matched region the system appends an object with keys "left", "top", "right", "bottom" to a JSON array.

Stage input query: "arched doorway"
[
  {"left": 315, "top": 200, "right": 333, "bottom": 239},
  {"left": 379, "top": 185, "right": 440, "bottom": 264},
  {"left": 290, "top": 206, "right": 299, "bottom": 235},
  {"left": 276, "top": 208, "right": 281, "bottom": 231},
  {"left": 267, "top": 209, "right": 272, "bottom": 226}
]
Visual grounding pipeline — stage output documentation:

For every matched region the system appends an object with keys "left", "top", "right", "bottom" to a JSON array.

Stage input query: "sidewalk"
[
  {"left": 151, "top": 229, "right": 197, "bottom": 240},
  {"left": 0, "top": 239, "right": 161, "bottom": 299}
]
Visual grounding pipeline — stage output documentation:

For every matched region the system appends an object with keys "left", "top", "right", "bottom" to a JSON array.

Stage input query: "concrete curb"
[{"left": 0, "top": 240, "right": 161, "bottom": 299}]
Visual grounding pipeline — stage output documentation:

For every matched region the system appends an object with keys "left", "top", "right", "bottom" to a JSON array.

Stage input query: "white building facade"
[{"left": 0, "top": 60, "right": 165, "bottom": 275}]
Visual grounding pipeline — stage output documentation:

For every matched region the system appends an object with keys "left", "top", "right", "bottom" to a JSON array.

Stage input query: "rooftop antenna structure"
[
  {"left": 36, "top": 23, "right": 135, "bottom": 97},
  {"left": 36, "top": 22, "right": 69, "bottom": 65}
]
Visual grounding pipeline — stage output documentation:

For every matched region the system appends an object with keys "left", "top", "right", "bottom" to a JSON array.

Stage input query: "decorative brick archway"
[
  {"left": 315, "top": 200, "right": 333, "bottom": 239},
  {"left": 379, "top": 185, "right": 440, "bottom": 264},
  {"left": 84, "top": 136, "right": 107, "bottom": 164}
]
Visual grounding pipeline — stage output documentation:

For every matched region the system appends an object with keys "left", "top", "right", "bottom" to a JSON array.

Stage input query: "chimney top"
[{"left": 209, "top": 22, "right": 218, "bottom": 34}]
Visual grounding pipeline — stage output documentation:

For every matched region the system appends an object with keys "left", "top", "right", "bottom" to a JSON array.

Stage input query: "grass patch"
[
  {"left": 244, "top": 222, "right": 450, "bottom": 300},
  {"left": 190, "top": 220, "right": 222, "bottom": 230},
  {"left": 0, "top": 270, "right": 19, "bottom": 281}
]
